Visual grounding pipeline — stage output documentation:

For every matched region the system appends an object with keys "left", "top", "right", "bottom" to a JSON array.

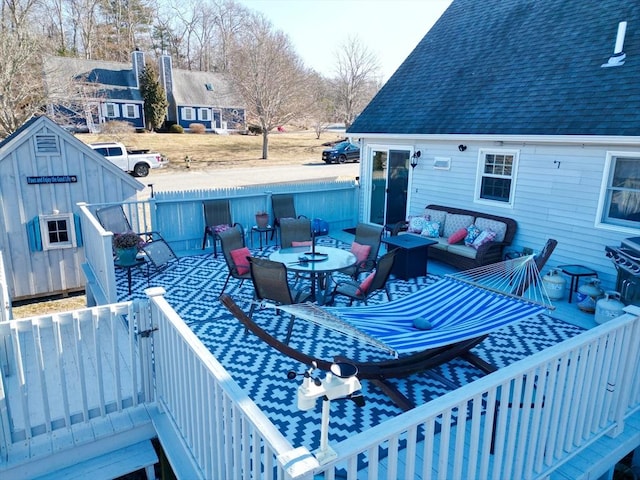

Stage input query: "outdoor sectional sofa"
[{"left": 391, "top": 204, "right": 517, "bottom": 271}]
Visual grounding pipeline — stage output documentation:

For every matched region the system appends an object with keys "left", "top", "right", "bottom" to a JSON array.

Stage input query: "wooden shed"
[{"left": 0, "top": 116, "right": 144, "bottom": 301}]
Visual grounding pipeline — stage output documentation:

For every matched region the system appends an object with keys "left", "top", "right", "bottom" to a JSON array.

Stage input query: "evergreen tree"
[{"left": 139, "top": 63, "right": 168, "bottom": 131}]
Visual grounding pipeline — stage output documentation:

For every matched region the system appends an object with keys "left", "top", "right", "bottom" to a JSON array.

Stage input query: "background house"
[
  {"left": 45, "top": 51, "right": 246, "bottom": 133},
  {"left": 348, "top": 0, "right": 640, "bottom": 292},
  {"left": 0, "top": 116, "right": 143, "bottom": 301}
]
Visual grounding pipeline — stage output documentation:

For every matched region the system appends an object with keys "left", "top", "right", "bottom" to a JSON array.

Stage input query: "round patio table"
[{"left": 269, "top": 245, "right": 356, "bottom": 304}]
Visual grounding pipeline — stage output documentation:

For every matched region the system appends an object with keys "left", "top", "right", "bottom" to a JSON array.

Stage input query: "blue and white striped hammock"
[{"left": 282, "top": 278, "right": 548, "bottom": 357}]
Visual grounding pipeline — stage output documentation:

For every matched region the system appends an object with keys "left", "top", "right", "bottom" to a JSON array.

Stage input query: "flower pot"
[
  {"left": 116, "top": 247, "right": 138, "bottom": 265},
  {"left": 255, "top": 214, "right": 269, "bottom": 228}
]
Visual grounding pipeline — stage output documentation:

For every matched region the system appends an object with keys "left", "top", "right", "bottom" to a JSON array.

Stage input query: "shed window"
[
  {"left": 39, "top": 213, "right": 78, "bottom": 250},
  {"left": 475, "top": 150, "right": 519, "bottom": 206},
  {"left": 599, "top": 153, "right": 640, "bottom": 228}
]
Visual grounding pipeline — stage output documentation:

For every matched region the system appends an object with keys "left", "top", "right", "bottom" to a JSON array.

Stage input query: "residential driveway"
[{"left": 141, "top": 161, "right": 360, "bottom": 197}]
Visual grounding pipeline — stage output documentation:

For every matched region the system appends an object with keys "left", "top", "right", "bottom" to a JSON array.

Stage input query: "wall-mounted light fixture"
[
  {"left": 458, "top": 144, "right": 467, "bottom": 152},
  {"left": 410, "top": 151, "right": 421, "bottom": 168}
]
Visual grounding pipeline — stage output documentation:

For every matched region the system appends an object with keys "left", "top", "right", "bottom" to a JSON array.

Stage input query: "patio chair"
[
  {"left": 202, "top": 199, "right": 243, "bottom": 258},
  {"left": 279, "top": 217, "right": 312, "bottom": 248},
  {"left": 271, "top": 194, "right": 306, "bottom": 241},
  {"left": 218, "top": 224, "right": 251, "bottom": 294},
  {"left": 140, "top": 238, "right": 179, "bottom": 284},
  {"left": 340, "top": 223, "right": 384, "bottom": 280},
  {"left": 331, "top": 249, "right": 397, "bottom": 305},
  {"left": 95, "top": 204, "right": 164, "bottom": 242},
  {"left": 247, "top": 257, "right": 311, "bottom": 344},
  {"left": 512, "top": 238, "right": 558, "bottom": 296}
]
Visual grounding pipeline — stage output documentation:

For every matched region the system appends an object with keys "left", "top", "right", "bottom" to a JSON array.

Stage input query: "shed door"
[{"left": 368, "top": 149, "right": 410, "bottom": 228}]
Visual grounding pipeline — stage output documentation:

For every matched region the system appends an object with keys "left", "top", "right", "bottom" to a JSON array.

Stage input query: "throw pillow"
[
  {"left": 475, "top": 218, "right": 508, "bottom": 243},
  {"left": 291, "top": 241, "right": 312, "bottom": 247},
  {"left": 213, "top": 224, "right": 230, "bottom": 234},
  {"left": 464, "top": 224, "right": 481, "bottom": 246},
  {"left": 407, "top": 215, "right": 428, "bottom": 233},
  {"left": 448, "top": 227, "right": 468, "bottom": 244},
  {"left": 230, "top": 247, "right": 250, "bottom": 275},
  {"left": 356, "top": 271, "right": 376, "bottom": 295},
  {"left": 423, "top": 209, "right": 447, "bottom": 235},
  {"left": 472, "top": 230, "right": 497, "bottom": 250},
  {"left": 420, "top": 221, "right": 441, "bottom": 238},
  {"left": 350, "top": 241, "right": 372, "bottom": 264}
]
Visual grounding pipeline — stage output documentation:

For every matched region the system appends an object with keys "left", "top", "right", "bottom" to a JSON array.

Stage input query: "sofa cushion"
[
  {"left": 420, "top": 221, "right": 441, "bottom": 238},
  {"left": 431, "top": 236, "right": 449, "bottom": 251},
  {"left": 424, "top": 209, "right": 447, "bottom": 235},
  {"left": 475, "top": 217, "right": 507, "bottom": 243},
  {"left": 446, "top": 243, "right": 478, "bottom": 259},
  {"left": 464, "top": 224, "right": 481, "bottom": 246},
  {"left": 444, "top": 213, "right": 474, "bottom": 237}
]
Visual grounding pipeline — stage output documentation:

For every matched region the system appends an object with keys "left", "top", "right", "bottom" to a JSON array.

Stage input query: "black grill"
[{"left": 606, "top": 237, "right": 640, "bottom": 305}]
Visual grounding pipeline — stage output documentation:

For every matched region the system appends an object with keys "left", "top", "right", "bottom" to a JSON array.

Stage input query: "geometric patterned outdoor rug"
[{"left": 116, "top": 238, "right": 586, "bottom": 451}]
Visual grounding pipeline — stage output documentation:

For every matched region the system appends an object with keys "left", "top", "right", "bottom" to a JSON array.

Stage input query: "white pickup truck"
[{"left": 89, "top": 142, "right": 167, "bottom": 177}]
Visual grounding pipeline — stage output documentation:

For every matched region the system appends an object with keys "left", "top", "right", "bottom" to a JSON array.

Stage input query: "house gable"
[{"left": 349, "top": 0, "right": 640, "bottom": 136}]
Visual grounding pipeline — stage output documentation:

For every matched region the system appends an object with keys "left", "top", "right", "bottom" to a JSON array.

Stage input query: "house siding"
[{"left": 360, "top": 137, "right": 640, "bottom": 290}]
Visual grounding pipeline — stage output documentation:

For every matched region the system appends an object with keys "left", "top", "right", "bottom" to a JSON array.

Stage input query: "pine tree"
[{"left": 139, "top": 63, "right": 169, "bottom": 131}]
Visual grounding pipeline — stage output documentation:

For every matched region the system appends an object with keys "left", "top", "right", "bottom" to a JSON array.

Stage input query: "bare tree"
[
  {"left": 0, "top": 31, "right": 46, "bottom": 137},
  {"left": 228, "top": 12, "right": 311, "bottom": 159},
  {"left": 211, "top": 0, "right": 247, "bottom": 72},
  {"left": 333, "top": 36, "right": 380, "bottom": 129}
]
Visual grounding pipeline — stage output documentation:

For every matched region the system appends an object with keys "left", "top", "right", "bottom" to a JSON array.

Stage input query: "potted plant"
[
  {"left": 113, "top": 231, "right": 143, "bottom": 264},
  {"left": 255, "top": 210, "right": 269, "bottom": 228}
]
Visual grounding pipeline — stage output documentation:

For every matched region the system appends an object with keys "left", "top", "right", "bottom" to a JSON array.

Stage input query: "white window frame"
[
  {"left": 105, "top": 103, "right": 119, "bottom": 118},
  {"left": 39, "top": 213, "right": 77, "bottom": 251},
  {"left": 198, "top": 108, "right": 211, "bottom": 121},
  {"left": 182, "top": 107, "right": 195, "bottom": 121},
  {"left": 596, "top": 151, "right": 640, "bottom": 233},
  {"left": 474, "top": 149, "right": 519, "bottom": 207},
  {"left": 123, "top": 104, "right": 138, "bottom": 118}
]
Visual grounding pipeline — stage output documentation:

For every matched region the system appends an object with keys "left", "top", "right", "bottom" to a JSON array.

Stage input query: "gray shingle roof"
[
  {"left": 170, "top": 69, "right": 243, "bottom": 107},
  {"left": 349, "top": 0, "right": 640, "bottom": 136}
]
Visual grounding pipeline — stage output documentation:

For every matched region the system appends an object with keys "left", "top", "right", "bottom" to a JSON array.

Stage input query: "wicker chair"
[{"left": 247, "top": 257, "right": 310, "bottom": 344}]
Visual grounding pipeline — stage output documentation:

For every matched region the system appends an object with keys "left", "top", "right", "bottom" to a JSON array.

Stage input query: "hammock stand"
[{"left": 219, "top": 255, "right": 553, "bottom": 411}]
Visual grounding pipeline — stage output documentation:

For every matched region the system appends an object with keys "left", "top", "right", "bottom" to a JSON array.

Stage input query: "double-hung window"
[
  {"left": 599, "top": 152, "right": 640, "bottom": 228},
  {"left": 105, "top": 103, "right": 118, "bottom": 118},
  {"left": 183, "top": 107, "right": 195, "bottom": 121},
  {"left": 475, "top": 149, "right": 519, "bottom": 206}
]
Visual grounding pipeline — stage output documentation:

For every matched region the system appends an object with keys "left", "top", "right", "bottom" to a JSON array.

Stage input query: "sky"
[{"left": 237, "top": 0, "right": 453, "bottom": 81}]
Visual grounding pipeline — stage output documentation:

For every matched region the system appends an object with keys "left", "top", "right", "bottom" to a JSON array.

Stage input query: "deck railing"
[
  {"left": 0, "top": 301, "right": 154, "bottom": 466},
  {"left": 145, "top": 287, "right": 640, "bottom": 479},
  {"left": 146, "top": 287, "right": 303, "bottom": 479}
]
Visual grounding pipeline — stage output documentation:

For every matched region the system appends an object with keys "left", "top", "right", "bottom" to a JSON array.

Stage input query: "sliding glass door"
[{"left": 368, "top": 148, "right": 411, "bottom": 228}]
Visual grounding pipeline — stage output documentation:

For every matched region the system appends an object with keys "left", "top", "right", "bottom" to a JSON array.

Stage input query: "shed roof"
[{"left": 349, "top": 0, "right": 640, "bottom": 136}]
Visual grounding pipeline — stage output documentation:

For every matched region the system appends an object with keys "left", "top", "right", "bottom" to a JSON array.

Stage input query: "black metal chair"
[
  {"left": 331, "top": 249, "right": 397, "bottom": 305},
  {"left": 140, "top": 239, "right": 179, "bottom": 284},
  {"left": 218, "top": 225, "right": 251, "bottom": 294},
  {"left": 95, "top": 204, "right": 164, "bottom": 243},
  {"left": 202, "top": 199, "right": 243, "bottom": 258},
  {"left": 271, "top": 194, "right": 306, "bottom": 241},
  {"left": 279, "top": 217, "right": 312, "bottom": 248},
  {"left": 247, "top": 257, "right": 310, "bottom": 344},
  {"left": 340, "top": 223, "right": 384, "bottom": 280}
]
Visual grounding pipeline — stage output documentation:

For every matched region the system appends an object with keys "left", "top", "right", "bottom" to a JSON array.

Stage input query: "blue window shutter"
[
  {"left": 26, "top": 216, "right": 43, "bottom": 251},
  {"left": 74, "top": 214, "right": 83, "bottom": 247}
]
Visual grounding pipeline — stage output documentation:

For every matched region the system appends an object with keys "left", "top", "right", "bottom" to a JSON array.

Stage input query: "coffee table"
[
  {"left": 382, "top": 234, "right": 437, "bottom": 280},
  {"left": 269, "top": 246, "right": 356, "bottom": 304}
]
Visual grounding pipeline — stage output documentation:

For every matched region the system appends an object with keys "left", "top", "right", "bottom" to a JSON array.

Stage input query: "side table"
[
  {"left": 251, "top": 225, "right": 277, "bottom": 250},
  {"left": 557, "top": 264, "right": 598, "bottom": 303},
  {"left": 382, "top": 235, "right": 437, "bottom": 280},
  {"left": 115, "top": 257, "right": 145, "bottom": 294}
]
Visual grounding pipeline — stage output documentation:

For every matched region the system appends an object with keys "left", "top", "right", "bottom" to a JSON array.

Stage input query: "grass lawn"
[{"left": 76, "top": 128, "right": 349, "bottom": 171}]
